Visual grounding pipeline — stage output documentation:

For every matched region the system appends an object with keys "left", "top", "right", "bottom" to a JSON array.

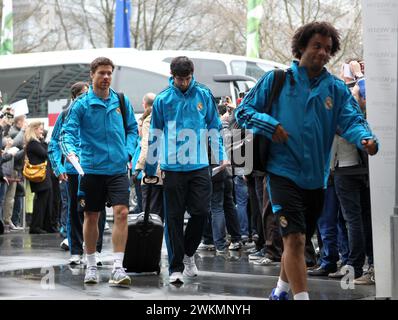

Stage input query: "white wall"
[{"left": 362, "top": 0, "right": 398, "bottom": 299}]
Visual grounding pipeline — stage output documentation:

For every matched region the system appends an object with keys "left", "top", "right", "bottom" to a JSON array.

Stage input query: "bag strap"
[
  {"left": 117, "top": 92, "right": 128, "bottom": 138},
  {"left": 264, "top": 68, "right": 289, "bottom": 114}
]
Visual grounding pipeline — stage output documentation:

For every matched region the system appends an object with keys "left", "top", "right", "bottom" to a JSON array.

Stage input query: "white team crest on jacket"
[
  {"left": 324, "top": 97, "right": 333, "bottom": 110},
  {"left": 116, "top": 107, "right": 121, "bottom": 114},
  {"left": 279, "top": 216, "right": 288, "bottom": 228},
  {"left": 197, "top": 102, "right": 203, "bottom": 111}
]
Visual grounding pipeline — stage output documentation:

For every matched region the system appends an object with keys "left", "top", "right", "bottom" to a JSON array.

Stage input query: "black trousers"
[
  {"left": 68, "top": 174, "right": 106, "bottom": 255},
  {"left": 31, "top": 188, "right": 53, "bottom": 232},
  {"left": 163, "top": 167, "right": 211, "bottom": 274}
]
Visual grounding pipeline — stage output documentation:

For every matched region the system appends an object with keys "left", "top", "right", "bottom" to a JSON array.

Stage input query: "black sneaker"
[{"left": 308, "top": 266, "right": 337, "bottom": 277}]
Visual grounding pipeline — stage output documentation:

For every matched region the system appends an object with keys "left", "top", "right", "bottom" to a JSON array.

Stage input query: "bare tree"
[
  {"left": 258, "top": 0, "right": 363, "bottom": 73},
  {"left": 130, "top": 0, "right": 221, "bottom": 50},
  {"left": 11, "top": 0, "right": 363, "bottom": 75},
  {"left": 0, "top": 0, "right": 3, "bottom": 30}
]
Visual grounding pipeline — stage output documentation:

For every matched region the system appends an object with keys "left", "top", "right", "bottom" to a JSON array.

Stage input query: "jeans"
[
  {"left": 59, "top": 181, "right": 69, "bottom": 234},
  {"left": 0, "top": 182, "right": 7, "bottom": 221},
  {"left": 133, "top": 180, "right": 142, "bottom": 213},
  {"left": 233, "top": 176, "right": 249, "bottom": 237},
  {"left": 211, "top": 181, "right": 227, "bottom": 251},
  {"left": 334, "top": 174, "right": 370, "bottom": 277},
  {"left": 11, "top": 196, "right": 23, "bottom": 226},
  {"left": 318, "top": 185, "right": 349, "bottom": 270},
  {"left": 223, "top": 175, "right": 241, "bottom": 243}
]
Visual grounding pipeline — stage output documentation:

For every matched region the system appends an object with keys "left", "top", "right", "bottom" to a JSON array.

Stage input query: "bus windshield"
[
  {"left": 0, "top": 64, "right": 169, "bottom": 125},
  {"left": 230, "top": 60, "right": 276, "bottom": 80}
]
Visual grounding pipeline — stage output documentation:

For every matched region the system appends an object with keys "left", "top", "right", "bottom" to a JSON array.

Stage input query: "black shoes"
[
  {"left": 46, "top": 227, "right": 59, "bottom": 233},
  {"left": 29, "top": 228, "right": 47, "bottom": 234},
  {"left": 308, "top": 266, "right": 337, "bottom": 277}
]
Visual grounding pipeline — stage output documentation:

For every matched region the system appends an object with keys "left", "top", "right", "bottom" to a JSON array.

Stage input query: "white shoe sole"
[
  {"left": 109, "top": 277, "right": 131, "bottom": 286},
  {"left": 182, "top": 270, "right": 198, "bottom": 278}
]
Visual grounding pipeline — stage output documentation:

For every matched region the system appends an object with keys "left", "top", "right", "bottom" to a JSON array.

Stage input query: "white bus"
[
  {"left": 0, "top": 48, "right": 171, "bottom": 127},
  {"left": 142, "top": 50, "right": 287, "bottom": 103},
  {"left": 0, "top": 48, "right": 286, "bottom": 127}
]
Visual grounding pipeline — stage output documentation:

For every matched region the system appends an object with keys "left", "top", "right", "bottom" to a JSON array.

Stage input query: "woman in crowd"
[{"left": 25, "top": 121, "right": 53, "bottom": 234}]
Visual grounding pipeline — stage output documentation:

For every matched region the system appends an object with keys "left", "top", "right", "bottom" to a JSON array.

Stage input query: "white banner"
[
  {"left": 10, "top": 99, "right": 29, "bottom": 117},
  {"left": 362, "top": 0, "right": 398, "bottom": 299}
]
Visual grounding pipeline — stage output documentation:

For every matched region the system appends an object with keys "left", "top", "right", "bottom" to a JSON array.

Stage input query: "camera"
[
  {"left": 217, "top": 102, "right": 227, "bottom": 115},
  {"left": 0, "top": 111, "right": 13, "bottom": 119}
]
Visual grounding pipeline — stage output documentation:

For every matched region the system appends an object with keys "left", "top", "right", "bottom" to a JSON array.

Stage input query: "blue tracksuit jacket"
[
  {"left": 48, "top": 102, "right": 80, "bottom": 176},
  {"left": 60, "top": 86, "right": 138, "bottom": 175},
  {"left": 235, "top": 61, "right": 377, "bottom": 189},
  {"left": 145, "top": 76, "right": 226, "bottom": 176}
]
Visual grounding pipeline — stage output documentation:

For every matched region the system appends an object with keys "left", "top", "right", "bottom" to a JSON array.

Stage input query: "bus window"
[
  {"left": 163, "top": 57, "right": 230, "bottom": 98},
  {"left": 230, "top": 60, "right": 275, "bottom": 80},
  {"left": 113, "top": 66, "right": 169, "bottom": 113},
  {"left": 42, "top": 64, "right": 90, "bottom": 120},
  {"left": 0, "top": 67, "right": 41, "bottom": 112},
  {"left": 0, "top": 64, "right": 90, "bottom": 119}
]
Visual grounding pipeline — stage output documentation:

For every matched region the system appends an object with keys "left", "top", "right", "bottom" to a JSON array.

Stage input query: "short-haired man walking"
[
  {"left": 145, "top": 56, "right": 228, "bottom": 284},
  {"left": 61, "top": 57, "right": 138, "bottom": 286}
]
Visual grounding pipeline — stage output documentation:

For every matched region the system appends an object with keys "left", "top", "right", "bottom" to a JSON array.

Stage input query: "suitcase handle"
[
  {"left": 143, "top": 175, "right": 159, "bottom": 185},
  {"left": 142, "top": 176, "right": 159, "bottom": 225}
]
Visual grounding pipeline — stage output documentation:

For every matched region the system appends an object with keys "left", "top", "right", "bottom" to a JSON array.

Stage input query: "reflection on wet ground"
[{"left": 0, "top": 231, "right": 375, "bottom": 300}]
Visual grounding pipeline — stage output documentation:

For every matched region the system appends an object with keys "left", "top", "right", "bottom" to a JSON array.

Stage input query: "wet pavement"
[{"left": 0, "top": 229, "right": 375, "bottom": 300}]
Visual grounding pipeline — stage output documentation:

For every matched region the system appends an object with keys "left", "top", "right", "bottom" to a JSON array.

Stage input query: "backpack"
[
  {"left": 228, "top": 68, "right": 289, "bottom": 176},
  {"left": 117, "top": 92, "right": 128, "bottom": 138}
]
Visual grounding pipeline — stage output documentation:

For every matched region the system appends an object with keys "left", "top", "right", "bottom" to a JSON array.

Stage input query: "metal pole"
[{"left": 391, "top": 24, "right": 398, "bottom": 299}]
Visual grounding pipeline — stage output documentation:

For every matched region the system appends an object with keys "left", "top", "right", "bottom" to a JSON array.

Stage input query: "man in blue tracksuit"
[
  {"left": 236, "top": 22, "right": 378, "bottom": 300},
  {"left": 48, "top": 81, "right": 106, "bottom": 266},
  {"left": 145, "top": 56, "right": 228, "bottom": 284},
  {"left": 60, "top": 57, "right": 138, "bottom": 286}
]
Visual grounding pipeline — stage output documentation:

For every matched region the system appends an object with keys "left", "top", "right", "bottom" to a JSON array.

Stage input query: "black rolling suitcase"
[{"left": 123, "top": 176, "right": 163, "bottom": 274}]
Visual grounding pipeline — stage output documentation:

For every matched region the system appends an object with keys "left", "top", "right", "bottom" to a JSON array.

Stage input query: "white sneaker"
[
  {"left": 69, "top": 254, "right": 82, "bottom": 265},
  {"left": 109, "top": 267, "right": 131, "bottom": 286},
  {"left": 9, "top": 222, "right": 23, "bottom": 231},
  {"left": 253, "top": 257, "right": 276, "bottom": 266},
  {"left": 228, "top": 241, "right": 242, "bottom": 251},
  {"left": 60, "top": 238, "right": 69, "bottom": 251},
  {"left": 84, "top": 266, "right": 99, "bottom": 284},
  {"left": 95, "top": 251, "right": 102, "bottom": 266},
  {"left": 169, "top": 272, "right": 184, "bottom": 284},
  {"left": 197, "top": 242, "right": 215, "bottom": 251},
  {"left": 104, "top": 222, "right": 110, "bottom": 230},
  {"left": 183, "top": 254, "right": 198, "bottom": 277}
]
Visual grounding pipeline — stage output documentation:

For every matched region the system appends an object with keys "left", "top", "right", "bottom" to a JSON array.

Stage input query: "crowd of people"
[{"left": 0, "top": 21, "right": 378, "bottom": 300}]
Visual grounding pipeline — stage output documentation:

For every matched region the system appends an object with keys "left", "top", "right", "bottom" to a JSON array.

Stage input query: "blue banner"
[{"left": 114, "top": 0, "right": 131, "bottom": 48}]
